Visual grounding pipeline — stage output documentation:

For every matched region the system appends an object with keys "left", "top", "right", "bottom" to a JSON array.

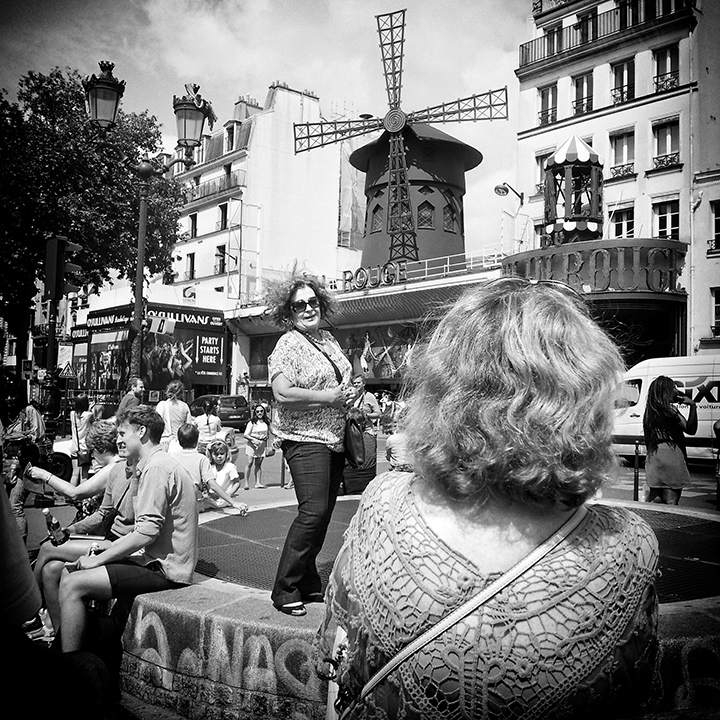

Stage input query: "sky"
[{"left": 0, "top": 0, "right": 533, "bottom": 253}]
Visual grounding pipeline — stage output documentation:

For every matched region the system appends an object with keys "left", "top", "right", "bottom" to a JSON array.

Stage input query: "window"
[
  {"left": 713, "top": 288, "right": 720, "bottom": 336},
  {"left": 576, "top": 10, "right": 597, "bottom": 44},
  {"left": 185, "top": 252, "right": 196, "bottom": 281},
  {"left": 538, "top": 85, "right": 557, "bottom": 125},
  {"left": 617, "top": 0, "right": 640, "bottom": 30},
  {"left": 654, "top": 45, "right": 679, "bottom": 92},
  {"left": 218, "top": 203, "right": 228, "bottom": 231},
  {"left": 535, "top": 152, "right": 553, "bottom": 194},
  {"left": 370, "top": 205, "right": 383, "bottom": 233},
  {"left": 215, "top": 245, "right": 226, "bottom": 274},
  {"left": 653, "top": 200, "right": 679, "bottom": 239},
  {"left": 189, "top": 213, "right": 197, "bottom": 238},
  {"left": 610, "top": 131, "right": 635, "bottom": 177},
  {"left": 417, "top": 201, "right": 434, "bottom": 229},
  {"left": 225, "top": 125, "right": 234, "bottom": 152},
  {"left": 653, "top": 119, "right": 680, "bottom": 168},
  {"left": 573, "top": 73, "right": 593, "bottom": 115},
  {"left": 611, "top": 207, "right": 635, "bottom": 238},
  {"left": 611, "top": 59, "right": 635, "bottom": 104},
  {"left": 443, "top": 205, "right": 456, "bottom": 233},
  {"left": 545, "top": 24, "right": 563, "bottom": 55},
  {"left": 711, "top": 201, "right": 720, "bottom": 253}
]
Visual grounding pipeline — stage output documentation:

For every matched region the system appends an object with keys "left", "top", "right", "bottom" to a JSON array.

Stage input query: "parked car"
[{"left": 189, "top": 394, "right": 251, "bottom": 430}]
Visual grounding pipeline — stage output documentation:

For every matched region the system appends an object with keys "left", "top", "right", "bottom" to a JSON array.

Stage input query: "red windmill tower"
[{"left": 294, "top": 9, "right": 508, "bottom": 265}]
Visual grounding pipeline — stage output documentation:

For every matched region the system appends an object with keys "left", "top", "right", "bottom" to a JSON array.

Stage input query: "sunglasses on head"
[{"left": 290, "top": 296, "right": 320, "bottom": 313}]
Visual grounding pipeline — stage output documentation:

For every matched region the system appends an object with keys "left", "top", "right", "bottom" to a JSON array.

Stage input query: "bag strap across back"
[{"left": 343, "top": 504, "right": 589, "bottom": 716}]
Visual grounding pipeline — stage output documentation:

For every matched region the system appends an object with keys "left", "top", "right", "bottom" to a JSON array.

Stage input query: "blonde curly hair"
[{"left": 402, "top": 278, "right": 626, "bottom": 510}]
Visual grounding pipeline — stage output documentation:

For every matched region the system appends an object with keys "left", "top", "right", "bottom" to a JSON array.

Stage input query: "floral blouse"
[
  {"left": 316, "top": 472, "right": 661, "bottom": 719},
  {"left": 268, "top": 330, "right": 352, "bottom": 452}
]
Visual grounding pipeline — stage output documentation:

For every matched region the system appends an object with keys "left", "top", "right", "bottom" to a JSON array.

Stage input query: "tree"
[{"left": 0, "top": 67, "right": 186, "bottom": 381}]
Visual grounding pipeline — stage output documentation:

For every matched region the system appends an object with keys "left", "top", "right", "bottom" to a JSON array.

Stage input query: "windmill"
[{"left": 294, "top": 8, "right": 508, "bottom": 263}]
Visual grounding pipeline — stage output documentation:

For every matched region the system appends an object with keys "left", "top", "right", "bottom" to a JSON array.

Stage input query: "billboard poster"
[
  {"left": 86, "top": 307, "right": 132, "bottom": 392},
  {"left": 142, "top": 303, "right": 227, "bottom": 391}
]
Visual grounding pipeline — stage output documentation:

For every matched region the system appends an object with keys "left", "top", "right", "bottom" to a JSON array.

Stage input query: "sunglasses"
[{"left": 290, "top": 296, "right": 320, "bottom": 313}]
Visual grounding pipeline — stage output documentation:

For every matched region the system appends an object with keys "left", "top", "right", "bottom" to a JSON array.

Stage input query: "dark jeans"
[{"left": 271, "top": 441, "right": 344, "bottom": 607}]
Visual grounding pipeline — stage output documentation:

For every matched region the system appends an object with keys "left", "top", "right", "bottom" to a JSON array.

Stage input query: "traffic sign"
[{"left": 59, "top": 363, "right": 76, "bottom": 379}]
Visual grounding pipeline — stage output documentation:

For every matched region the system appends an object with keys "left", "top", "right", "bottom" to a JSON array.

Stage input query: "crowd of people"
[{"left": 3, "top": 267, "right": 711, "bottom": 719}]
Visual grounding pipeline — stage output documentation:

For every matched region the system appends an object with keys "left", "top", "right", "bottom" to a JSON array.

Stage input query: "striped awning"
[
  {"left": 546, "top": 135, "right": 603, "bottom": 168},
  {"left": 545, "top": 220, "right": 601, "bottom": 234}
]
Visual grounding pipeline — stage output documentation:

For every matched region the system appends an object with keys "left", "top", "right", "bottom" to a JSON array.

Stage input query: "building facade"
[{"left": 512, "top": 0, "right": 719, "bottom": 359}]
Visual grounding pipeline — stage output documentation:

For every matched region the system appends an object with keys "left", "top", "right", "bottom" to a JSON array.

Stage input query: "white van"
[{"left": 613, "top": 355, "right": 720, "bottom": 464}]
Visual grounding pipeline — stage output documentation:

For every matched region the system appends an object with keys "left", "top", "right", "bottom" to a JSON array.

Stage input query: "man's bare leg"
[{"left": 58, "top": 566, "right": 112, "bottom": 652}]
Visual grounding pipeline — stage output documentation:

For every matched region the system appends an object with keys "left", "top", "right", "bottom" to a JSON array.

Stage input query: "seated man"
[
  {"left": 170, "top": 423, "right": 248, "bottom": 515},
  {"left": 57, "top": 405, "right": 198, "bottom": 653}
]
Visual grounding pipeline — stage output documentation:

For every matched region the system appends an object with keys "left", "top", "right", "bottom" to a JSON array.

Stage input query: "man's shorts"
[{"left": 105, "top": 559, "right": 184, "bottom": 597}]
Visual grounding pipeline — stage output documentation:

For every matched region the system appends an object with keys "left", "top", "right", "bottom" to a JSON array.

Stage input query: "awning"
[{"left": 546, "top": 135, "right": 603, "bottom": 167}]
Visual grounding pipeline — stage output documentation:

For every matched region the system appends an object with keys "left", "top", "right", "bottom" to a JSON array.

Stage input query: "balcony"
[
  {"left": 653, "top": 152, "right": 681, "bottom": 170},
  {"left": 572, "top": 97, "right": 593, "bottom": 116},
  {"left": 186, "top": 170, "right": 246, "bottom": 203},
  {"left": 611, "top": 85, "right": 634, "bottom": 105},
  {"left": 654, "top": 71, "right": 680, "bottom": 93},
  {"left": 213, "top": 263, "right": 226, "bottom": 275},
  {"left": 183, "top": 270, "right": 195, "bottom": 281},
  {"left": 611, "top": 162, "right": 635, "bottom": 179},
  {"left": 519, "top": 2, "right": 693, "bottom": 68},
  {"left": 538, "top": 107, "right": 557, "bottom": 126}
]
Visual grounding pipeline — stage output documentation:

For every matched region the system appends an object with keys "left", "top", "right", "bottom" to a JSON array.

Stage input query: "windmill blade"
[
  {"left": 387, "top": 132, "right": 419, "bottom": 262},
  {"left": 294, "top": 117, "right": 385, "bottom": 153},
  {"left": 377, "top": 9, "right": 406, "bottom": 110},
  {"left": 407, "top": 87, "right": 508, "bottom": 125}
]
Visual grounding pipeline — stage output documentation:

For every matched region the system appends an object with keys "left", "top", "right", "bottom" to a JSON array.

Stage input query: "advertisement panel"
[
  {"left": 142, "top": 303, "right": 227, "bottom": 391},
  {"left": 86, "top": 307, "right": 132, "bottom": 392}
]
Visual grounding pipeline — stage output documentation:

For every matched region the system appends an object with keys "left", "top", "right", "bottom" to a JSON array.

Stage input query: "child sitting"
[
  {"left": 171, "top": 425, "right": 248, "bottom": 515},
  {"left": 206, "top": 438, "right": 242, "bottom": 497}
]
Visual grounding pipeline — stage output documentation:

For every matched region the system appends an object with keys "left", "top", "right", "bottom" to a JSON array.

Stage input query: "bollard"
[{"left": 633, "top": 440, "right": 640, "bottom": 502}]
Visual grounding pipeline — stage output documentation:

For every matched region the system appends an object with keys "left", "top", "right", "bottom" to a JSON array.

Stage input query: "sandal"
[{"left": 276, "top": 602, "right": 306, "bottom": 617}]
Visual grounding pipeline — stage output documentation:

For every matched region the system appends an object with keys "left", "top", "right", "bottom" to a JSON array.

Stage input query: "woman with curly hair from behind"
[{"left": 316, "top": 277, "right": 661, "bottom": 720}]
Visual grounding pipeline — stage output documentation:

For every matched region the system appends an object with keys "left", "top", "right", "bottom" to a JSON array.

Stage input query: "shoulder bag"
[
  {"left": 97, "top": 476, "right": 134, "bottom": 540},
  {"left": 297, "top": 331, "right": 365, "bottom": 468},
  {"left": 328, "top": 505, "right": 589, "bottom": 720}
]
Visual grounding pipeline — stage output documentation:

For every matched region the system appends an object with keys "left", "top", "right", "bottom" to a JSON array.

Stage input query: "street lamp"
[
  {"left": 494, "top": 182, "right": 524, "bottom": 206},
  {"left": 83, "top": 62, "right": 215, "bottom": 376}
]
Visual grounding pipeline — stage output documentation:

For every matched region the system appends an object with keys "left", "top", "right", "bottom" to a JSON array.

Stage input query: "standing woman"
[
  {"left": 243, "top": 404, "right": 271, "bottom": 490},
  {"left": 266, "top": 271, "right": 355, "bottom": 617},
  {"left": 194, "top": 399, "right": 223, "bottom": 453},
  {"left": 155, "top": 380, "right": 192, "bottom": 452},
  {"left": 70, "top": 394, "right": 94, "bottom": 485},
  {"left": 643, "top": 375, "right": 697, "bottom": 505}
]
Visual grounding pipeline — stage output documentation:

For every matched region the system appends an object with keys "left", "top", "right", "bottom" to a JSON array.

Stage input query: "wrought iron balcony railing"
[
  {"left": 520, "top": 2, "right": 692, "bottom": 67},
  {"left": 572, "top": 97, "right": 593, "bottom": 116},
  {"left": 186, "top": 170, "right": 246, "bottom": 202},
  {"left": 611, "top": 85, "right": 634, "bottom": 105},
  {"left": 654, "top": 72, "right": 680, "bottom": 93},
  {"left": 610, "top": 162, "right": 635, "bottom": 179},
  {"left": 708, "top": 237, "right": 720, "bottom": 255},
  {"left": 653, "top": 152, "right": 681, "bottom": 169},
  {"left": 538, "top": 107, "right": 557, "bottom": 126}
]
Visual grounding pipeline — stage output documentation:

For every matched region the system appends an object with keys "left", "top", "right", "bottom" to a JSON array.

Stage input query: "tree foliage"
[{"left": 0, "top": 66, "right": 187, "bottom": 338}]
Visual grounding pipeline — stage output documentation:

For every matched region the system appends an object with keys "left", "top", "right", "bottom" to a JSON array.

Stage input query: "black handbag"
[{"left": 296, "top": 331, "right": 365, "bottom": 466}]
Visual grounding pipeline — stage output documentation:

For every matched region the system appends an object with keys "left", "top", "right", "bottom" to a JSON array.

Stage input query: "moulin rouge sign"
[{"left": 340, "top": 260, "right": 408, "bottom": 292}]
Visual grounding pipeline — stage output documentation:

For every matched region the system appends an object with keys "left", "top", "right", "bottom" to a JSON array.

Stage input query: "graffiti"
[{"left": 123, "top": 597, "right": 325, "bottom": 719}]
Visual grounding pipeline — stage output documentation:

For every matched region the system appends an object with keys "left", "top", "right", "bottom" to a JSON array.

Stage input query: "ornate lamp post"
[{"left": 82, "top": 62, "right": 215, "bottom": 376}]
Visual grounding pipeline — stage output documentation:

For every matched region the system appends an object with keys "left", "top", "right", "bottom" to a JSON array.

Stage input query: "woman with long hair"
[
  {"left": 155, "top": 380, "right": 192, "bottom": 452},
  {"left": 643, "top": 375, "right": 697, "bottom": 505},
  {"left": 70, "top": 394, "right": 94, "bottom": 485},
  {"left": 317, "top": 278, "right": 660, "bottom": 719},
  {"left": 265, "top": 270, "right": 355, "bottom": 616},
  {"left": 243, "top": 403, "right": 271, "bottom": 490}
]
